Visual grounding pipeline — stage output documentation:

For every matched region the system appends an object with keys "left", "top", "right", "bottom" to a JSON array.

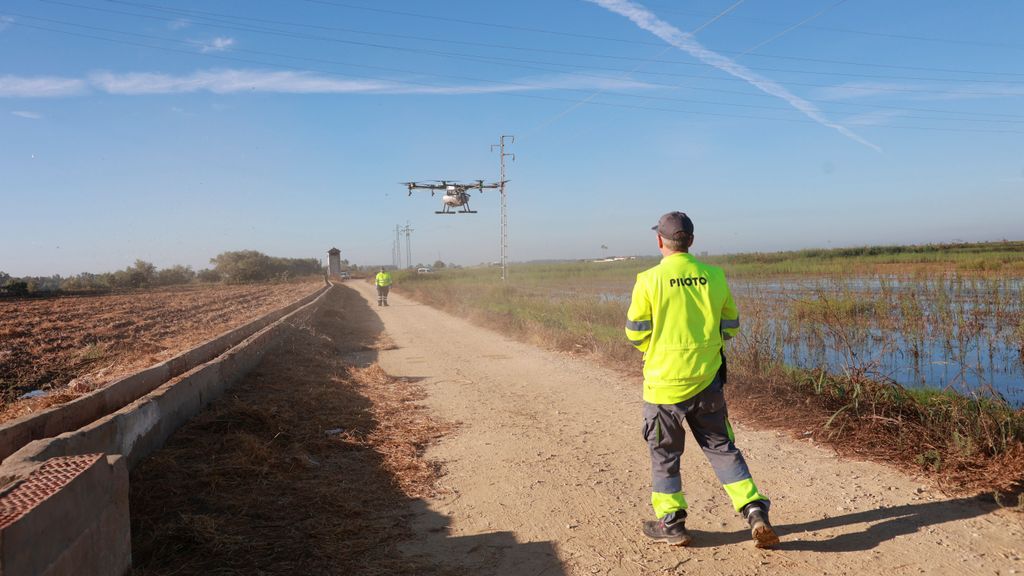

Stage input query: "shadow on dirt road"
[
  {"left": 130, "top": 284, "right": 564, "bottom": 576},
  {"left": 686, "top": 496, "right": 997, "bottom": 553}
]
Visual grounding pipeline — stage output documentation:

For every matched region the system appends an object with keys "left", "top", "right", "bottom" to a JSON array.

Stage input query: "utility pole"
[
  {"left": 491, "top": 135, "right": 515, "bottom": 282},
  {"left": 401, "top": 222, "right": 414, "bottom": 269},
  {"left": 394, "top": 224, "right": 402, "bottom": 269}
]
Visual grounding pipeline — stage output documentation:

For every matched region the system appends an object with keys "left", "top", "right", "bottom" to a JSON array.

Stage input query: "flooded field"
[{"left": 600, "top": 275, "right": 1024, "bottom": 406}]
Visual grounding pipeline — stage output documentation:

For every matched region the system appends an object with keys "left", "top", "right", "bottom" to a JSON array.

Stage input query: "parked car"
[
  {"left": 416, "top": 267, "right": 433, "bottom": 274},
  {"left": 338, "top": 271, "right": 351, "bottom": 280}
]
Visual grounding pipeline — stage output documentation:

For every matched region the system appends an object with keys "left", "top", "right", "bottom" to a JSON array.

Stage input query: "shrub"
[
  {"left": 210, "top": 251, "right": 320, "bottom": 284},
  {"left": 154, "top": 265, "right": 196, "bottom": 286},
  {"left": 2, "top": 281, "right": 29, "bottom": 297},
  {"left": 196, "top": 269, "right": 222, "bottom": 283}
]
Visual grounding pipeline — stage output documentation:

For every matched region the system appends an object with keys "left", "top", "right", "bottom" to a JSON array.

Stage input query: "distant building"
[{"left": 327, "top": 247, "right": 342, "bottom": 276}]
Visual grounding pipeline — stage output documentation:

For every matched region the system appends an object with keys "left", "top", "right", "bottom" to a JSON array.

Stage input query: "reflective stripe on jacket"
[
  {"left": 625, "top": 252, "right": 739, "bottom": 404},
  {"left": 375, "top": 272, "right": 393, "bottom": 287}
]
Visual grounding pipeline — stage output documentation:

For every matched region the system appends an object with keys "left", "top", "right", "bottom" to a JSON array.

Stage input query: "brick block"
[{"left": 0, "top": 454, "right": 130, "bottom": 576}]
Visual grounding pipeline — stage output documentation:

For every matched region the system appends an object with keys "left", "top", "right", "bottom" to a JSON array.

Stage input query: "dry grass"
[
  {"left": 725, "top": 360, "right": 1024, "bottom": 500},
  {"left": 130, "top": 288, "right": 458, "bottom": 575},
  {"left": 394, "top": 274, "right": 1024, "bottom": 503}
]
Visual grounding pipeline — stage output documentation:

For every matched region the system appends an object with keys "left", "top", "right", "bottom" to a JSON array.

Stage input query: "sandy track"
[{"left": 350, "top": 281, "right": 1024, "bottom": 576}]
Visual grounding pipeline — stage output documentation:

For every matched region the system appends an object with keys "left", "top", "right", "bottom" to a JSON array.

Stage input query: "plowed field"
[{"left": 0, "top": 280, "right": 323, "bottom": 420}]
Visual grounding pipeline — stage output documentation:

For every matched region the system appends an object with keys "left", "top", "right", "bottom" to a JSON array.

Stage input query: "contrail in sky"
[{"left": 587, "top": 0, "right": 881, "bottom": 152}]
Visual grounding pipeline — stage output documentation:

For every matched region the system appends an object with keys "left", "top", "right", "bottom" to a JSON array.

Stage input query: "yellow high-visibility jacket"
[
  {"left": 375, "top": 271, "right": 393, "bottom": 287},
  {"left": 625, "top": 252, "right": 739, "bottom": 404}
]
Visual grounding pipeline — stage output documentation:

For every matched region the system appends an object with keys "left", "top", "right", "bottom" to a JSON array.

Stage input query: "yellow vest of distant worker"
[
  {"left": 625, "top": 253, "right": 739, "bottom": 405},
  {"left": 375, "top": 272, "right": 392, "bottom": 287}
]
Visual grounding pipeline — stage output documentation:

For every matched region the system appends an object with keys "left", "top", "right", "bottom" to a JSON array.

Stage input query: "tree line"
[{"left": 0, "top": 251, "right": 323, "bottom": 297}]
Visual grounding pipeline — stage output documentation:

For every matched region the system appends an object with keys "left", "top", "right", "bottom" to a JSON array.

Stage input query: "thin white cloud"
[
  {"left": 388, "top": 73, "right": 653, "bottom": 95},
  {"left": 842, "top": 110, "right": 904, "bottom": 127},
  {"left": 168, "top": 19, "right": 190, "bottom": 31},
  {"left": 587, "top": 0, "right": 881, "bottom": 152},
  {"left": 1, "top": 69, "right": 654, "bottom": 98},
  {"left": 0, "top": 75, "right": 87, "bottom": 98},
  {"left": 195, "top": 37, "right": 235, "bottom": 53},
  {"left": 11, "top": 110, "right": 43, "bottom": 119},
  {"left": 90, "top": 70, "right": 400, "bottom": 95},
  {"left": 0, "top": 15, "right": 14, "bottom": 32},
  {"left": 818, "top": 81, "right": 1024, "bottom": 102},
  {"left": 88, "top": 69, "right": 652, "bottom": 96},
  {"left": 815, "top": 82, "right": 917, "bottom": 101}
]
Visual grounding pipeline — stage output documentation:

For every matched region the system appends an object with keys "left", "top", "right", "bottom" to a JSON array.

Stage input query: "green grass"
[{"left": 705, "top": 240, "right": 1024, "bottom": 277}]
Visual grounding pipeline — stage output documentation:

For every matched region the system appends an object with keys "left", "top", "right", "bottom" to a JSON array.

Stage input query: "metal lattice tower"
[
  {"left": 401, "top": 222, "right": 414, "bottom": 269},
  {"left": 394, "top": 224, "right": 402, "bottom": 269},
  {"left": 491, "top": 135, "right": 515, "bottom": 282}
]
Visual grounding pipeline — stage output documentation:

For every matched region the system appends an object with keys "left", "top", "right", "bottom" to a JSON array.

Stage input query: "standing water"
[{"left": 599, "top": 275, "right": 1024, "bottom": 407}]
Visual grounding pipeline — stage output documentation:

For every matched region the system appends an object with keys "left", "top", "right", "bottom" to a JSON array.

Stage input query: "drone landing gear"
[{"left": 436, "top": 207, "right": 477, "bottom": 214}]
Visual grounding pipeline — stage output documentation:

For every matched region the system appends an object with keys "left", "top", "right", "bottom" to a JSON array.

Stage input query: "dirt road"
[{"left": 350, "top": 281, "right": 1024, "bottom": 576}]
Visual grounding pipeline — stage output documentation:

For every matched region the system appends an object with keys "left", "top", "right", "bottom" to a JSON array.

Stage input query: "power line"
[
  {"left": 736, "top": 0, "right": 847, "bottom": 56},
  {"left": 536, "top": 0, "right": 748, "bottom": 130},
  {"left": 40, "top": 0, "right": 1024, "bottom": 80},
  {"left": 11, "top": 20, "right": 1024, "bottom": 135},
  {"left": 636, "top": 1, "right": 1024, "bottom": 51},
  {"left": 15, "top": 9, "right": 1024, "bottom": 119},
  {"left": 296, "top": 0, "right": 1024, "bottom": 52}
]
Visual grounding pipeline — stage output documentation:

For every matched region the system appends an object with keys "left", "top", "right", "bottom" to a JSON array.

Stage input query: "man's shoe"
[
  {"left": 641, "top": 513, "right": 692, "bottom": 546},
  {"left": 742, "top": 502, "right": 780, "bottom": 549}
]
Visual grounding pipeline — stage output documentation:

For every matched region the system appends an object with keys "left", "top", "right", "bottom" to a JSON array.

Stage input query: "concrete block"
[
  {"left": 0, "top": 454, "right": 130, "bottom": 576},
  {"left": 0, "top": 286, "right": 331, "bottom": 575},
  {"left": 101, "top": 365, "right": 171, "bottom": 414},
  {"left": 0, "top": 285, "right": 328, "bottom": 463}
]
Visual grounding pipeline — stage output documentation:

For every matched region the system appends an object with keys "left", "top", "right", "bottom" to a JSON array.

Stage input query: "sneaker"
[
  {"left": 641, "top": 512, "right": 692, "bottom": 546},
  {"left": 742, "top": 502, "right": 780, "bottom": 549}
]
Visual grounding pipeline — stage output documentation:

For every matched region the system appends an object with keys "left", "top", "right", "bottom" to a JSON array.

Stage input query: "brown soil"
[
  {"left": 130, "top": 285, "right": 458, "bottom": 576},
  {"left": 0, "top": 280, "right": 322, "bottom": 421},
  {"left": 128, "top": 282, "right": 1024, "bottom": 575}
]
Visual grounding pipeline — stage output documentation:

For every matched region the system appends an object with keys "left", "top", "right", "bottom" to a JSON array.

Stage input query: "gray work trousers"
[
  {"left": 376, "top": 285, "right": 390, "bottom": 304},
  {"left": 642, "top": 374, "right": 753, "bottom": 496}
]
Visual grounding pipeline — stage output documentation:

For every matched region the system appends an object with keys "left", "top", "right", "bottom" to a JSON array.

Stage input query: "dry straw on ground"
[{"left": 130, "top": 288, "right": 458, "bottom": 576}]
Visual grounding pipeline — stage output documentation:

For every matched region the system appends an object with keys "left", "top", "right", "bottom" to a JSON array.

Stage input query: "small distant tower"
[{"left": 327, "top": 247, "right": 342, "bottom": 276}]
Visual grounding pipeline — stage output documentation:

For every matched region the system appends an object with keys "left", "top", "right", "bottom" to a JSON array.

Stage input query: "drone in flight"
[{"left": 401, "top": 180, "right": 503, "bottom": 214}]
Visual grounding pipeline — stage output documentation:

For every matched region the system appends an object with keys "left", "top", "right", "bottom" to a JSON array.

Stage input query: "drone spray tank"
[
  {"left": 442, "top": 185, "right": 462, "bottom": 209},
  {"left": 401, "top": 180, "right": 500, "bottom": 214}
]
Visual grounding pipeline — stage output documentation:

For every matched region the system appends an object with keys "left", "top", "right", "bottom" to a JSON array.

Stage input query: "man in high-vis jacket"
[
  {"left": 375, "top": 267, "right": 393, "bottom": 307},
  {"left": 625, "top": 211, "right": 778, "bottom": 549}
]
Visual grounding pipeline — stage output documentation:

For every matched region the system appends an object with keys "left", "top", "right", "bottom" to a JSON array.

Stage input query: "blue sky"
[{"left": 2, "top": 0, "right": 1023, "bottom": 276}]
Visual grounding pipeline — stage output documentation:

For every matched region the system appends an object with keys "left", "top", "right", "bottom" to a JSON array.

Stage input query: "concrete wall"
[
  {"left": 0, "top": 454, "right": 130, "bottom": 576},
  {"left": 0, "top": 284, "right": 328, "bottom": 463},
  {"left": 0, "top": 283, "right": 335, "bottom": 576}
]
